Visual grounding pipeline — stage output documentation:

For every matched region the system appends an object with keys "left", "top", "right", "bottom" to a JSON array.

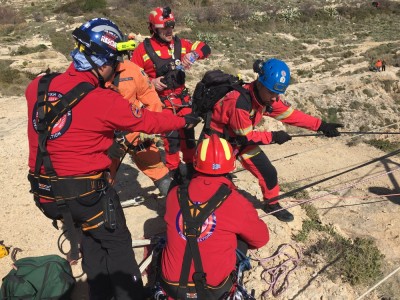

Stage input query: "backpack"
[
  {"left": 192, "top": 70, "right": 251, "bottom": 140},
  {"left": 0, "top": 254, "right": 75, "bottom": 300}
]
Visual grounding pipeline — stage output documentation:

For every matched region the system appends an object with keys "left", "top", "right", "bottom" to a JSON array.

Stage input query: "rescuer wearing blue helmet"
[
  {"left": 258, "top": 58, "right": 291, "bottom": 94},
  {"left": 208, "top": 58, "right": 343, "bottom": 222},
  {"left": 26, "top": 17, "right": 201, "bottom": 300}
]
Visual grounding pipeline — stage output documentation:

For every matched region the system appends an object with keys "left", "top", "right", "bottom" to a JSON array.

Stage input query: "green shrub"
[
  {"left": 82, "top": 0, "right": 106, "bottom": 11},
  {"left": 280, "top": 182, "right": 310, "bottom": 201},
  {"left": 366, "top": 139, "right": 400, "bottom": 153},
  {"left": 11, "top": 44, "right": 47, "bottom": 56},
  {"left": 335, "top": 85, "right": 345, "bottom": 92},
  {"left": 295, "top": 202, "right": 384, "bottom": 286},
  {"left": 362, "top": 88, "right": 374, "bottom": 98},
  {"left": 0, "top": 60, "right": 17, "bottom": 84},
  {"left": 54, "top": 0, "right": 107, "bottom": 15},
  {"left": 309, "top": 237, "right": 384, "bottom": 286},
  {"left": 0, "top": 6, "right": 24, "bottom": 25},
  {"left": 50, "top": 31, "right": 74, "bottom": 59},
  {"left": 381, "top": 80, "right": 397, "bottom": 93},
  {"left": 349, "top": 101, "right": 362, "bottom": 110},
  {"left": 0, "top": 60, "right": 33, "bottom": 95},
  {"left": 322, "top": 89, "right": 335, "bottom": 95}
]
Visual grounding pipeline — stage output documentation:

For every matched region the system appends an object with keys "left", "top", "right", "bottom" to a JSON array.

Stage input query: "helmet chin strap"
[
  {"left": 254, "top": 81, "right": 273, "bottom": 113},
  {"left": 83, "top": 52, "right": 106, "bottom": 88}
]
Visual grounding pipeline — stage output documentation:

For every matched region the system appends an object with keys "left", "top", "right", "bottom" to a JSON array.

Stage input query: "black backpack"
[{"left": 192, "top": 70, "right": 251, "bottom": 140}]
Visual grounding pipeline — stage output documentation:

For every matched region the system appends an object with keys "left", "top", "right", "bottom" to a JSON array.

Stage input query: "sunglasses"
[
  {"left": 273, "top": 82, "right": 287, "bottom": 93},
  {"left": 164, "top": 20, "right": 175, "bottom": 28}
]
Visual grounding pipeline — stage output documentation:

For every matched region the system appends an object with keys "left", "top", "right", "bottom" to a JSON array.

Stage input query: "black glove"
[
  {"left": 271, "top": 131, "right": 292, "bottom": 145},
  {"left": 107, "top": 140, "right": 126, "bottom": 159},
  {"left": 184, "top": 113, "right": 201, "bottom": 129},
  {"left": 318, "top": 121, "right": 343, "bottom": 137}
]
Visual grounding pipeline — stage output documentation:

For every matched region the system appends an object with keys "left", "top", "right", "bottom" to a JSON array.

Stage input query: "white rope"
[
  {"left": 268, "top": 120, "right": 400, "bottom": 162},
  {"left": 355, "top": 264, "right": 400, "bottom": 300},
  {"left": 260, "top": 166, "right": 400, "bottom": 218}
]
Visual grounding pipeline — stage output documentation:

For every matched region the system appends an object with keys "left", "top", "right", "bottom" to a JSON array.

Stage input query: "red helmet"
[
  {"left": 194, "top": 134, "right": 236, "bottom": 175},
  {"left": 148, "top": 6, "right": 176, "bottom": 32}
]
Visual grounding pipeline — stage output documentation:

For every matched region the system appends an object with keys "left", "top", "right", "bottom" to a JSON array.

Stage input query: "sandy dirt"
[
  {"left": 0, "top": 92, "right": 399, "bottom": 299},
  {"left": 0, "top": 17, "right": 400, "bottom": 300}
]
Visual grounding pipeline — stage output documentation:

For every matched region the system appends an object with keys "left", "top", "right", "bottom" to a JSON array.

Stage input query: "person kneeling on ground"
[{"left": 159, "top": 134, "right": 270, "bottom": 299}]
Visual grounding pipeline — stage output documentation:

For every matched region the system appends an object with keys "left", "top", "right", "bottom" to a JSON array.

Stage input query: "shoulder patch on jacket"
[
  {"left": 131, "top": 104, "right": 142, "bottom": 118},
  {"left": 119, "top": 77, "right": 133, "bottom": 82}
]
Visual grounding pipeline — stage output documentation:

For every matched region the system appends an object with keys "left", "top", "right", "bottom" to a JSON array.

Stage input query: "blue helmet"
[
  {"left": 72, "top": 18, "right": 123, "bottom": 62},
  {"left": 256, "top": 58, "right": 290, "bottom": 94}
]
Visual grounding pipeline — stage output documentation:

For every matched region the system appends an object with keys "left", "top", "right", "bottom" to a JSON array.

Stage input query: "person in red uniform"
[
  {"left": 208, "top": 58, "right": 343, "bottom": 222},
  {"left": 131, "top": 6, "right": 211, "bottom": 183},
  {"left": 160, "top": 134, "right": 269, "bottom": 299},
  {"left": 26, "top": 18, "right": 199, "bottom": 300}
]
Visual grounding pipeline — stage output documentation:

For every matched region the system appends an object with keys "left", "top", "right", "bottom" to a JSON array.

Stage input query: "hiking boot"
[
  {"left": 169, "top": 168, "right": 183, "bottom": 185},
  {"left": 263, "top": 202, "right": 294, "bottom": 222},
  {"left": 184, "top": 163, "right": 195, "bottom": 181},
  {"left": 154, "top": 173, "right": 172, "bottom": 196}
]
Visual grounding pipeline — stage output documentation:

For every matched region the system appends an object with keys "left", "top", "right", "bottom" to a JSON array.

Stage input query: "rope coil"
[{"left": 249, "top": 243, "right": 303, "bottom": 298}]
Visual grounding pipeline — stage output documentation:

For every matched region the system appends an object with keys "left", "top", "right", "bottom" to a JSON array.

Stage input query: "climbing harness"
[
  {"left": 132, "top": 236, "right": 259, "bottom": 300},
  {"left": 231, "top": 249, "right": 256, "bottom": 300},
  {"left": 27, "top": 73, "right": 109, "bottom": 261},
  {"left": 159, "top": 183, "right": 235, "bottom": 300}
]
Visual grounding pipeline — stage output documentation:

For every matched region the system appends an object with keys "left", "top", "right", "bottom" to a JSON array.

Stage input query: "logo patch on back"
[
  {"left": 32, "top": 91, "right": 72, "bottom": 140},
  {"left": 175, "top": 207, "right": 217, "bottom": 242}
]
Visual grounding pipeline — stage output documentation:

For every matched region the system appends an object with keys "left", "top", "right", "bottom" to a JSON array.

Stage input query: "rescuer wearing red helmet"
[
  {"left": 159, "top": 134, "right": 269, "bottom": 299},
  {"left": 131, "top": 6, "right": 211, "bottom": 184}
]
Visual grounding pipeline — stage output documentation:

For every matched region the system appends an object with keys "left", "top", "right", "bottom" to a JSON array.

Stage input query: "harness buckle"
[{"left": 137, "top": 143, "right": 146, "bottom": 152}]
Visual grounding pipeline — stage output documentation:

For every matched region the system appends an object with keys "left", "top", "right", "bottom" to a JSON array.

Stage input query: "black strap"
[
  {"left": 35, "top": 76, "right": 94, "bottom": 176},
  {"left": 177, "top": 183, "right": 232, "bottom": 300},
  {"left": 198, "top": 84, "right": 251, "bottom": 143},
  {"left": 112, "top": 71, "right": 121, "bottom": 87},
  {"left": 33, "top": 74, "right": 95, "bottom": 261},
  {"left": 143, "top": 36, "right": 182, "bottom": 77}
]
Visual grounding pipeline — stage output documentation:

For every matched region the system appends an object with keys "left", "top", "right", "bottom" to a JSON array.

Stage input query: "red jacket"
[
  {"left": 210, "top": 81, "right": 322, "bottom": 144},
  {"left": 162, "top": 174, "right": 269, "bottom": 287},
  {"left": 26, "top": 63, "right": 185, "bottom": 177},
  {"left": 131, "top": 36, "right": 209, "bottom": 99}
]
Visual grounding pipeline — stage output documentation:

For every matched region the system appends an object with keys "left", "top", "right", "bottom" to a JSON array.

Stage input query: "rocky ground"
[{"left": 0, "top": 4, "right": 400, "bottom": 300}]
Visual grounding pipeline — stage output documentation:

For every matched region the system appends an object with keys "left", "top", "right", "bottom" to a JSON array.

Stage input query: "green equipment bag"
[{"left": 0, "top": 254, "right": 75, "bottom": 300}]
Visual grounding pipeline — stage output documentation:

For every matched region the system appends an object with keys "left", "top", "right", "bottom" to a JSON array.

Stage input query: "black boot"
[
  {"left": 154, "top": 173, "right": 172, "bottom": 196},
  {"left": 185, "top": 163, "right": 195, "bottom": 181},
  {"left": 263, "top": 202, "right": 294, "bottom": 222},
  {"left": 169, "top": 168, "right": 183, "bottom": 186}
]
